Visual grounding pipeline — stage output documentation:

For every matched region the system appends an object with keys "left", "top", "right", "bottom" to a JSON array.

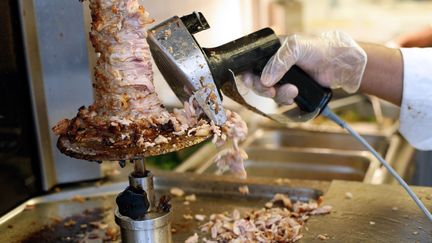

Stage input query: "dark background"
[{"left": 0, "top": 0, "right": 42, "bottom": 216}]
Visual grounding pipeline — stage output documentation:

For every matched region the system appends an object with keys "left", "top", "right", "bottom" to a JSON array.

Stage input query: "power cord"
[{"left": 322, "top": 106, "right": 432, "bottom": 222}]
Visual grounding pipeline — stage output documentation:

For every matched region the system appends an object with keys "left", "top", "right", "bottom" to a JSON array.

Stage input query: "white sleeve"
[{"left": 399, "top": 48, "right": 432, "bottom": 150}]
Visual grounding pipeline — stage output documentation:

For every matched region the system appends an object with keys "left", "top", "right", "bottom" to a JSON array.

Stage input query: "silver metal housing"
[{"left": 147, "top": 16, "right": 227, "bottom": 125}]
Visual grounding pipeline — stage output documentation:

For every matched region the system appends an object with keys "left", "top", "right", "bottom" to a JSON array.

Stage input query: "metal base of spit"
[
  {"left": 114, "top": 167, "right": 172, "bottom": 243},
  {"left": 115, "top": 208, "right": 172, "bottom": 243}
]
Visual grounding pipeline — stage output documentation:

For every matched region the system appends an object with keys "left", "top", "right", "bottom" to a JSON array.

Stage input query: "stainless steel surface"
[
  {"left": 0, "top": 172, "right": 326, "bottom": 242},
  {"left": 147, "top": 15, "right": 227, "bottom": 125},
  {"left": 249, "top": 128, "right": 389, "bottom": 155},
  {"left": 2, "top": 173, "right": 431, "bottom": 242},
  {"left": 302, "top": 180, "right": 432, "bottom": 242},
  {"left": 115, "top": 209, "right": 172, "bottom": 243},
  {"left": 201, "top": 147, "right": 378, "bottom": 182},
  {"left": 128, "top": 173, "right": 156, "bottom": 211},
  {"left": 369, "top": 95, "right": 384, "bottom": 124},
  {"left": 18, "top": 0, "right": 101, "bottom": 189}
]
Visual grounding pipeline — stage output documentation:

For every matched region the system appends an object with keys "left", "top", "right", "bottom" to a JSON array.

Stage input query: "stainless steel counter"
[
  {"left": 1, "top": 172, "right": 431, "bottom": 242},
  {"left": 302, "top": 180, "right": 432, "bottom": 242}
]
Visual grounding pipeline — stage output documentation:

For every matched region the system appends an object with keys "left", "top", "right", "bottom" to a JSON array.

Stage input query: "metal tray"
[
  {"left": 0, "top": 172, "right": 326, "bottom": 242},
  {"left": 250, "top": 128, "right": 389, "bottom": 156},
  {"left": 199, "top": 147, "right": 379, "bottom": 182}
]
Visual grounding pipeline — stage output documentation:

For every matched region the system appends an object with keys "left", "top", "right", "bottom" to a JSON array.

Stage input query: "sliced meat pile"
[
  {"left": 52, "top": 0, "right": 249, "bottom": 174},
  {"left": 190, "top": 194, "right": 332, "bottom": 242}
]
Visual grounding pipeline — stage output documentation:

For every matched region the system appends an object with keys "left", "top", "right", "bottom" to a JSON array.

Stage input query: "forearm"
[
  {"left": 394, "top": 25, "right": 432, "bottom": 47},
  {"left": 358, "top": 43, "right": 403, "bottom": 106}
]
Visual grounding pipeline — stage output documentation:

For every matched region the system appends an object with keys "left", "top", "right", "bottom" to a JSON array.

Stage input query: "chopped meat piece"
[
  {"left": 89, "top": 221, "right": 108, "bottom": 230},
  {"left": 71, "top": 195, "right": 86, "bottom": 203},
  {"left": 317, "top": 234, "right": 330, "bottom": 240},
  {"left": 185, "top": 194, "right": 197, "bottom": 202},
  {"left": 183, "top": 214, "right": 193, "bottom": 220},
  {"left": 184, "top": 233, "right": 199, "bottom": 243},
  {"left": 202, "top": 238, "right": 217, "bottom": 243},
  {"left": 271, "top": 193, "right": 292, "bottom": 209},
  {"left": 154, "top": 135, "right": 169, "bottom": 144},
  {"left": 214, "top": 148, "right": 248, "bottom": 179},
  {"left": 183, "top": 201, "right": 190, "bottom": 206},
  {"left": 311, "top": 205, "right": 333, "bottom": 215},
  {"left": 50, "top": 216, "right": 62, "bottom": 223},
  {"left": 170, "top": 187, "right": 184, "bottom": 197},
  {"left": 317, "top": 196, "right": 324, "bottom": 205},
  {"left": 345, "top": 192, "right": 353, "bottom": 199},
  {"left": 52, "top": 119, "right": 70, "bottom": 135},
  {"left": 144, "top": 142, "right": 155, "bottom": 148},
  {"left": 194, "top": 214, "right": 206, "bottom": 221},
  {"left": 264, "top": 202, "right": 273, "bottom": 209},
  {"left": 63, "top": 219, "right": 76, "bottom": 227},
  {"left": 194, "top": 124, "right": 212, "bottom": 137},
  {"left": 238, "top": 185, "right": 249, "bottom": 195},
  {"left": 105, "top": 227, "right": 118, "bottom": 241},
  {"left": 232, "top": 209, "right": 241, "bottom": 220}
]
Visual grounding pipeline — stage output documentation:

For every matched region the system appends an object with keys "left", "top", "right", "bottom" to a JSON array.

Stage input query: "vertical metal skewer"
[
  {"left": 130, "top": 158, "right": 155, "bottom": 210},
  {"left": 133, "top": 158, "right": 147, "bottom": 176}
]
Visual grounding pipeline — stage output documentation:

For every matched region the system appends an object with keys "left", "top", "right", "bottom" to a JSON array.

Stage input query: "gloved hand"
[{"left": 244, "top": 31, "right": 367, "bottom": 105}]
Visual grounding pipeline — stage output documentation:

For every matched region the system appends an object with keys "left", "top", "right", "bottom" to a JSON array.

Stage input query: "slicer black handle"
[
  {"left": 203, "top": 27, "right": 332, "bottom": 114},
  {"left": 203, "top": 28, "right": 279, "bottom": 86},
  {"left": 277, "top": 65, "right": 332, "bottom": 113}
]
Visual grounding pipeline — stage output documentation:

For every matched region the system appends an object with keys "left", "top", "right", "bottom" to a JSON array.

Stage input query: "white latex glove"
[
  {"left": 241, "top": 72, "right": 298, "bottom": 105},
  {"left": 260, "top": 31, "right": 367, "bottom": 105}
]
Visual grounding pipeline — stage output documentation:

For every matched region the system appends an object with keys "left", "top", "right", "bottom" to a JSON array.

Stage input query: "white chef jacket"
[{"left": 399, "top": 48, "right": 432, "bottom": 150}]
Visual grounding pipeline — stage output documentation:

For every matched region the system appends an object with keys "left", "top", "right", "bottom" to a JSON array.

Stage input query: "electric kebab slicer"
[
  {"left": 148, "top": 12, "right": 432, "bottom": 222},
  {"left": 147, "top": 12, "right": 333, "bottom": 126}
]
